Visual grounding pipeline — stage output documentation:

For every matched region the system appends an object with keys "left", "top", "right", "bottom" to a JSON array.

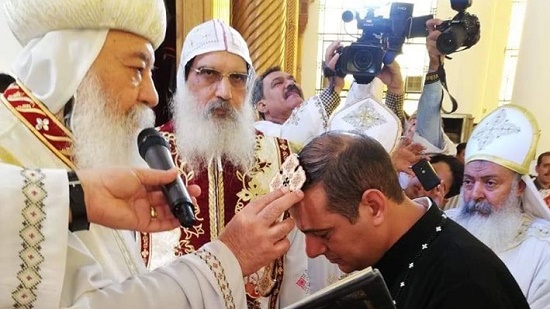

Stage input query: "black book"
[{"left": 284, "top": 267, "right": 396, "bottom": 309}]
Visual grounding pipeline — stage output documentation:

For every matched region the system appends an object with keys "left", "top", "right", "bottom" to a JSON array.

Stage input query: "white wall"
[
  {"left": 0, "top": 0, "right": 23, "bottom": 73},
  {"left": 300, "top": 0, "right": 320, "bottom": 100},
  {"left": 435, "top": 0, "right": 512, "bottom": 121},
  {"left": 512, "top": 0, "right": 550, "bottom": 153}
]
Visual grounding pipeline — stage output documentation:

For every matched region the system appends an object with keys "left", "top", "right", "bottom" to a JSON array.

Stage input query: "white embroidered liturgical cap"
[
  {"left": 177, "top": 19, "right": 253, "bottom": 86},
  {"left": 4, "top": 0, "right": 166, "bottom": 48},
  {"left": 466, "top": 104, "right": 550, "bottom": 220},
  {"left": 329, "top": 84, "right": 402, "bottom": 153},
  {"left": 4, "top": 0, "right": 167, "bottom": 115}
]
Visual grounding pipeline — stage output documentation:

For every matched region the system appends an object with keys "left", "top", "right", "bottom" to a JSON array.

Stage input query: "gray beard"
[
  {"left": 454, "top": 183, "right": 524, "bottom": 253},
  {"left": 170, "top": 85, "right": 256, "bottom": 173},
  {"left": 71, "top": 74, "right": 155, "bottom": 169}
]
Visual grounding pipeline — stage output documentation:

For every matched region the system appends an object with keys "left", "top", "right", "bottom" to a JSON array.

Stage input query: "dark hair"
[
  {"left": 429, "top": 154, "right": 464, "bottom": 198},
  {"left": 251, "top": 66, "right": 282, "bottom": 118},
  {"left": 537, "top": 151, "right": 550, "bottom": 166},
  {"left": 456, "top": 142, "right": 467, "bottom": 154},
  {"left": 299, "top": 131, "right": 404, "bottom": 223},
  {"left": 0, "top": 73, "right": 15, "bottom": 93}
]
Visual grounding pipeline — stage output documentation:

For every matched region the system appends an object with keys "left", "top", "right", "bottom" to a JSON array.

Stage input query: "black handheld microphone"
[{"left": 137, "top": 128, "right": 195, "bottom": 228}]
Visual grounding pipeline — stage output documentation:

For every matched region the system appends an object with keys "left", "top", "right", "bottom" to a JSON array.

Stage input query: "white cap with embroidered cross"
[{"left": 465, "top": 104, "right": 550, "bottom": 220}]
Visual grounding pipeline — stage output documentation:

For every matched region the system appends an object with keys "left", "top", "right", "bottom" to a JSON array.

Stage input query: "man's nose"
[
  {"left": 284, "top": 78, "right": 296, "bottom": 89},
  {"left": 471, "top": 182, "right": 485, "bottom": 201},
  {"left": 139, "top": 72, "right": 159, "bottom": 108},
  {"left": 215, "top": 76, "right": 233, "bottom": 101},
  {"left": 305, "top": 235, "right": 326, "bottom": 258}
]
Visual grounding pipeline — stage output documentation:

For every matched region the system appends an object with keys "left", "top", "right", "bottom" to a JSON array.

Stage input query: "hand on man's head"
[{"left": 218, "top": 188, "right": 304, "bottom": 276}]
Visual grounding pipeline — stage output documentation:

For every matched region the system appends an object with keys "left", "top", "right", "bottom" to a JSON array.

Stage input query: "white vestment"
[
  {"left": 447, "top": 208, "right": 550, "bottom": 309},
  {"left": 254, "top": 94, "right": 329, "bottom": 148},
  {"left": 0, "top": 98, "right": 248, "bottom": 308},
  {"left": 499, "top": 216, "right": 550, "bottom": 309}
]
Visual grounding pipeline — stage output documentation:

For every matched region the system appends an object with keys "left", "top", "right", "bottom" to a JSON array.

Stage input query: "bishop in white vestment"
[{"left": 0, "top": 1, "right": 256, "bottom": 308}]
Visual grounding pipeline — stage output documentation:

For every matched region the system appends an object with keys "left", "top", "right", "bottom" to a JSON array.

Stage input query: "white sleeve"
[
  {"left": 412, "top": 132, "right": 457, "bottom": 156},
  {"left": 0, "top": 163, "right": 70, "bottom": 308},
  {"left": 64, "top": 240, "right": 247, "bottom": 309},
  {"left": 273, "top": 96, "right": 328, "bottom": 145},
  {"left": 0, "top": 163, "right": 248, "bottom": 309}
]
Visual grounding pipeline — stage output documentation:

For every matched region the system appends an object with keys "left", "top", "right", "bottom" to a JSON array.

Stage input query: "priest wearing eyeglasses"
[{"left": 142, "top": 19, "right": 310, "bottom": 309}]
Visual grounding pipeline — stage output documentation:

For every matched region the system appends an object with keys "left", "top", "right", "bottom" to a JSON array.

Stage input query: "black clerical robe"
[{"left": 374, "top": 202, "right": 530, "bottom": 309}]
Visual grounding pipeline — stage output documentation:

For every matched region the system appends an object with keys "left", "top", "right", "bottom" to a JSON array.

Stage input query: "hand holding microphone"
[{"left": 137, "top": 128, "right": 195, "bottom": 228}]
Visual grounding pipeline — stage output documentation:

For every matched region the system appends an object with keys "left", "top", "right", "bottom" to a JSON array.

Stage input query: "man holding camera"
[
  {"left": 396, "top": 19, "right": 468, "bottom": 211},
  {"left": 252, "top": 44, "right": 407, "bottom": 153},
  {"left": 251, "top": 41, "right": 344, "bottom": 145}
]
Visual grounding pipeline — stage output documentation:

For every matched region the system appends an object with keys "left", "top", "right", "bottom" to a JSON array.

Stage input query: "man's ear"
[
  {"left": 360, "top": 189, "right": 386, "bottom": 226},
  {"left": 517, "top": 179, "right": 527, "bottom": 196},
  {"left": 256, "top": 100, "right": 268, "bottom": 113}
]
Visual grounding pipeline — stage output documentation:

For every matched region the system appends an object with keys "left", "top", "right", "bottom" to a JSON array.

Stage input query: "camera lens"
[
  {"left": 436, "top": 26, "right": 467, "bottom": 54},
  {"left": 436, "top": 33, "right": 459, "bottom": 54},
  {"left": 353, "top": 50, "right": 373, "bottom": 71}
]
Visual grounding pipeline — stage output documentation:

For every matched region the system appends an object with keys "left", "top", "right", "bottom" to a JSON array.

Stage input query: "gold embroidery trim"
[
  {"left": 208, "top": 162, "right": 218, "bottom": 240},
  {"left": 217, "top": 164, "right": 225, "bottom": 232},
  {"left": 208, "top": 159, "right": 226, "bottom": 239},
  {"left": 0, "top": 82, "right": 75, "bottom": 170},
  {"left": 193, "top": 249, "right": 236, "bottom": 309},
  {"left": 11, "top": 168, "right": 47, "bottom": 307}
]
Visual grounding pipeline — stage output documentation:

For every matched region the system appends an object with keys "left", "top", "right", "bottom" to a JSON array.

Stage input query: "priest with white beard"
[
  {"left": 0, "top": 1, "right": 303, "bottom": 308},
  {"left": 143, "top": 19, "right": 310, "bottom": 309},
  {"left": 446, "top": 104, "right": 550, "bottom": 309}
]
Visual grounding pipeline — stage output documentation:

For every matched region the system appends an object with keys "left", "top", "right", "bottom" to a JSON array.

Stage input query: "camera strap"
[{"left": 436, "top": 61, "right": 458, "bottom": 114}]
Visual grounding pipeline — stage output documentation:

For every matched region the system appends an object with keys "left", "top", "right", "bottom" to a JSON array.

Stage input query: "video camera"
[
  {"left": 335, "top": 2, "right": 431, "bottom": 84},
  {"left": 335, "top": 0, "right": 481, "bottom": 84}
]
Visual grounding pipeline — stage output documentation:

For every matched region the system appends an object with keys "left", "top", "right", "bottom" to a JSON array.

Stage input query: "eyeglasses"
[{"left": 193, "top": 67, "right": 249, "bottom": 89}]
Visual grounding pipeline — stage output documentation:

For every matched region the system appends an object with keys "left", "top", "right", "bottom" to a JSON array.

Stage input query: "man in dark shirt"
[{"left": 290, "top": 131, "right": 529, "bottom": 309}]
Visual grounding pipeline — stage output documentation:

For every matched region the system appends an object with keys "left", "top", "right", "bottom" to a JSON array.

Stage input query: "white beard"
[
  {"left": 170, "top": 85, "right": 255, "bottom": 172},
  {"left": 71, "top": 75, "right": 155, "bottom": 169},
  {"left": 454, "top": 181, "right": 524, "bottom": 253}
]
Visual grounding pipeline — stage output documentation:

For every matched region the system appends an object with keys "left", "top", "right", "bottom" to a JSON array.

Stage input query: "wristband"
[
  {"left": 425, "top": 71, "right": 440, "bottom": 85},
  {"left": 68, "top": 171, "right": 89, "bottom": 232}
]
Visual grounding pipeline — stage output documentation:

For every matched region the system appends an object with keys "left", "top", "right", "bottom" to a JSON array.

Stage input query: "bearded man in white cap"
[
  {"left": 142, "top": 19, "right": 310, "bottom": 308},
  {"left": 447, "top": 104, "right": 550, "bottom": 309},
  {"left": 0, "top": 1, "right": 302, "bottom": 308}
]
